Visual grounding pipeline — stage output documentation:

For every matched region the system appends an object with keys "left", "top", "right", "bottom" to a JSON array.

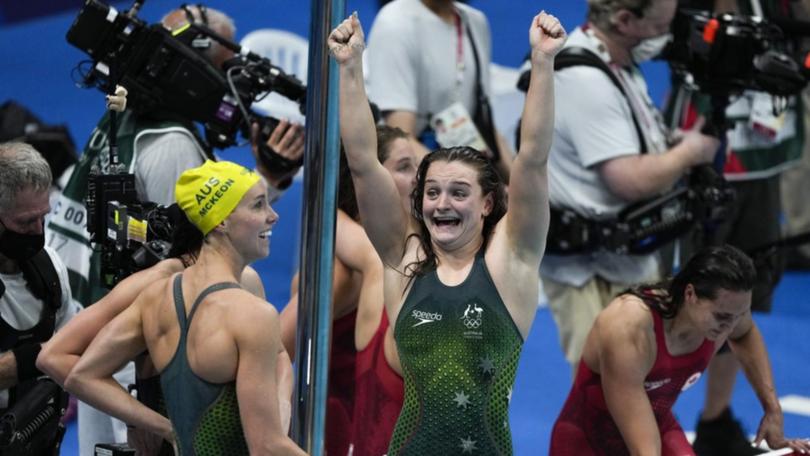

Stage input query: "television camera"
[
  {"left": 66, "top": 0, "right": 306, "bottom": 286},
  {"left": 663, "top": 8, "right": 810, "bottom": 133}
]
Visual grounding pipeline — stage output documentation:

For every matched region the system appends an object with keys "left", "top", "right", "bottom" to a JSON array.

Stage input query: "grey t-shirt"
[
  {"left": 540, "top": 27, "right": 668, "bottom": 287},
  {"left": 366, "top": 0, "right": 492, "bottom": 135},
  {"left": 134, "top": 129, "right": 208, "bottom": 205}
]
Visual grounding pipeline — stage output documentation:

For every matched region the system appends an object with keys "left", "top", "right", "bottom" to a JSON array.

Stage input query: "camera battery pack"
[{"left": 95, "top": 442, "right": 136, "bottom": 455}]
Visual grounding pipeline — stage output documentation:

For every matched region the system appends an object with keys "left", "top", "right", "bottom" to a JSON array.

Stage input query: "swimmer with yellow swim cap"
[{"left": 63, "top": 160, "right": 307, "bottom": 455}]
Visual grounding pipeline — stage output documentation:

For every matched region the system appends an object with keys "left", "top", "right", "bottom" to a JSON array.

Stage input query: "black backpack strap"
[
  {"left": 517, "top": 46, "right": 648, "bottom": 154},
  {"left": 19, "top": 249, "right": 63, "bottom": 337},
  {"left": 460, "top": 10, "right": 501, "bottom": 160}
]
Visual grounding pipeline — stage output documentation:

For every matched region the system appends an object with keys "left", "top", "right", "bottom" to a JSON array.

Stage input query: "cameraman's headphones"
[{"left": 180, "top": 3, "right": 212, "bottom": 50}]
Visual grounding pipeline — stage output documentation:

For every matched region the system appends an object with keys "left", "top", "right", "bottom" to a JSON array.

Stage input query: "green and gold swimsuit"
[{"left": 389, "top": 251, "right": 524, "bottom": 455}]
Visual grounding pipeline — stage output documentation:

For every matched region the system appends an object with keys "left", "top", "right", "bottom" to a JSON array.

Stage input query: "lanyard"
[{"left": 453, "top": 11, "right": 465, "bottom": 100}]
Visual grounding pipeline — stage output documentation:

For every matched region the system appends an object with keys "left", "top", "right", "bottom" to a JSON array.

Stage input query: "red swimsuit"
[
  {"left": 326, "top": 309, "right": 358, "bottom": 456},
  {"left": 550, "top": 310, "right": 715, "bottom": 456},
  {"left": 351, "top": 312, "right": 404, "bottom": 456}
]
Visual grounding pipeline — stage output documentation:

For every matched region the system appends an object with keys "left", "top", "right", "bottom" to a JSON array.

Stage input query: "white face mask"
[{"left": 631, "top": 33, "right": 671, "bottom": 63}]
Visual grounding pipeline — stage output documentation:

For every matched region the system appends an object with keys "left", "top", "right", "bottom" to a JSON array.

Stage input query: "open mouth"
[
  {"left": 433, "top": 216, "right": 460, "bottom": 228},
  {"left": 258, "top": 229, "right": 273, "bottom": 239}
]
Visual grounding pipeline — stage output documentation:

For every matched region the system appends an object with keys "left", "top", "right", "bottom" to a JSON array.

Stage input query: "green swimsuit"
[
  {"left": 160, "top": 276, "right": 249, "bottom": 455},
  {"left": 389, "top": 251, "right": 524, "bottom": 455}
]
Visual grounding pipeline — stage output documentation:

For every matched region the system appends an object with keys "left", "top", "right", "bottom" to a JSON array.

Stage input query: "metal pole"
[{"left": 292, "top": 0, "right": 345, "bottom": 454}]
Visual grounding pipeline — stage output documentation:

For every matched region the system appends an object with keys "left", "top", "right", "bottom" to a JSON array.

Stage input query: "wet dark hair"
[
  {"left": 407, "top": 146, "right": 507, "bottom": 278},
  {"left": 626, "top": 245, "right": 756, "bottom": 319},
  {"left": 376, "top": 125, "right": 409, "bottom": 164},
  {"left": 167, "top": 203, "right": 204, "bottom": 261},
  {"left": 338, "top": 125, "right": 410, "bottom": 222}
]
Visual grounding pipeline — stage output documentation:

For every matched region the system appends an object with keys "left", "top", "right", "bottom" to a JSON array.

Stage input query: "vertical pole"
[{"left": 291, "top": 0, "right": 345, "bottom": 454}]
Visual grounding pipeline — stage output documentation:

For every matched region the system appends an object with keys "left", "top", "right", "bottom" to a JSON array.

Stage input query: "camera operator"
[
  {"left": 540, "top": 0, "right": 721, "bottom": 377},
  {"left": 44, "top": 5, "right": 304, "bottom": 454},
  {"left": 0, "top": 142, "right": 80, "bottom": 455},
  {"left": 668, "top": 1, "right": 810, "bottom": 454}
]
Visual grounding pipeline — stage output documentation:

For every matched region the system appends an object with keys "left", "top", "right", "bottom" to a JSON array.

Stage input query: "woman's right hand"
[
  {"left": 328, "top": 12, "right": 365, "bottom": 68},
  {"left": 127, "top": 425, "right": 169, "bottom": 456}
]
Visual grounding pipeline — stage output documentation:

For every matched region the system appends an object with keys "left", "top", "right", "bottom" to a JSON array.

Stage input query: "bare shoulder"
[
  {"left": 223, "top": 291, "right": 280, "bottom": 335},
  {"left": 135, "top": 274, "right": 175, "bottom": 310},
  {"left": 595, "top": 295, "right": 656, "bottom": 351},
  {"left": 152, "top": 258, "right": 185, "bottom": 275},
  {"left": 598, "top": 295, "right": 654, "bottom": 333},
  {"left": 589, "top": 294, "right": 657, "bottom": 375}
]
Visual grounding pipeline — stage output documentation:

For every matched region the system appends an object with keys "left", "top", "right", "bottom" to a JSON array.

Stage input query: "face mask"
[
  {"left": 631, "top": 33, "right": 671, "bottom": 64},
  {"left": 0, "top": 221, "right": 44, "bottom": 262}
]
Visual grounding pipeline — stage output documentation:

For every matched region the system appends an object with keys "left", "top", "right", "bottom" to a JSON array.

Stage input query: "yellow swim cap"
[{"left": 175, "top": 160, "right": 261, "bottom": 235}]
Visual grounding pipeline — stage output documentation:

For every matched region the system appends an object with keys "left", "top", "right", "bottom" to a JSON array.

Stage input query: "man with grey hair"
[
  {"left": 0, "top": 142, "right": 80, "bottom": 454},
  {"left": 46, "top": 5, "right": 304, "bottom": 453},
  {"left": 540, "top": 0, "right": 721, "bottom": 381}
]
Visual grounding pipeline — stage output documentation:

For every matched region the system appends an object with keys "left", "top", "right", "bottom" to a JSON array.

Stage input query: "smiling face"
[
  {"left": 683, "top": 285, "right": 752, "bottom": 341},
  {"left": 223, "top": 180, "right": 278, "bottom": 263},
  {"left": 421, "top": 160, "right": 493, "bottom": 252},
  {"left": 381, "top": 137, "right": 418, "bottom": 215}
]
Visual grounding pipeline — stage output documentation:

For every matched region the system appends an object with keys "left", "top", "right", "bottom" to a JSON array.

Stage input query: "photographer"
[
  {"left": 44, "top": 5, "right": 304, "bottom": 454},
  {"left": 540, "top": 0, "right": 721, "bottom": 377},
  {"left": 0, "top": 142, "right": 80, "bottom": 455},
  {"left": 668, "top": 1, "right": 810, "bottom": 454}
]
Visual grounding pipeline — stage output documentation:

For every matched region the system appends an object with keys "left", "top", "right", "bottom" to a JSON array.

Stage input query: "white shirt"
[{"left": 366, "top": 0, "right": 492, "bottom": 135}]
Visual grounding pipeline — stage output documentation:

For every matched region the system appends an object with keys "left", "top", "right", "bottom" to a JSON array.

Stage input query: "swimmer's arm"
[
  {"left": 334, "top": 14, "right": 410, "bottom": 266},
  {"left": 728, "top": 315, "right": 780, "bottom": 415},
  {"left": 727, "top": 316, "right": 797, "bottom": 450},
  {"left": 597, "top": 307, "right": 660, "bottom": 456},
  {"left": 234, "top": 301, "right": 306, "bottom": 455},
  {"left": 335, "top": 210, "right": 380, "bottom": 275},
  {"left": 280, "top": 273, "right": 300, "bottom": 357},
  {"left": 65, "top": 296, "right": 173, "bottom": 441},
  {"left": 276, "top": 348, "right": 294, "bottom": 434},
  {"left": 38, "top": 261, "right": 178, "bottom": 386},
  {"left": 504, "top": 14, "right": 565, "bottom": 266}
]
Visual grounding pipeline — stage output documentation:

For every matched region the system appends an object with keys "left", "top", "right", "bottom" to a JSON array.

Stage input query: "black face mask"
[{"left": 0, "top": 221, "right": 44, "bottom": 262}]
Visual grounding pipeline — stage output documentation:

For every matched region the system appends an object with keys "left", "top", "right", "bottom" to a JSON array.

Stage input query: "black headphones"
[{"left": 179, "top": 3, "right": 212, "bottom": 50}]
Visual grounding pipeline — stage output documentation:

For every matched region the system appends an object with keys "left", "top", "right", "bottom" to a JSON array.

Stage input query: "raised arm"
[
  {"left": 37, "top": 260, "right": 181, "bottom": 386},
  {"left": 330, "top": 13, "right": 410, "bottom": 266},
  {"left": 596, "top": 300, "right": 661, "bottom": 456},
  {"left": 728, "top": 316, "right": 810, "bottom": 453},
  {"left": 232, "top": 300, "right": 306, "bottom": 455},
  {"left": 64, "top": 292, "right": 173, "bottom": 442},
  {"left": 504, "top": 12, "right": 566, "bottom": 265}
]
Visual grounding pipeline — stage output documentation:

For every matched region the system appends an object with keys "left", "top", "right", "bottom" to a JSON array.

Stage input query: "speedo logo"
[
  {"left": 411, "top": 309, "right": 443, "bottom": 328},
  {"left": 644, "top": 378, "right": 671, "bottom": 391}
]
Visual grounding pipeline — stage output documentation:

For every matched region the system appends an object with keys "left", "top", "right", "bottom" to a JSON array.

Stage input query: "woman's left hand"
[
  {"left": 529, "top": 11, "right": 567, "bottom": 60},
  {"left": 755, "top": 410, "right": 810, "bottom": 454}
]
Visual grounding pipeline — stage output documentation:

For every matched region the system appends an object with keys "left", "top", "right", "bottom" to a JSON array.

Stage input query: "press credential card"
[{"left": 431, "top": 102, "right": 488, "bottom": 151}]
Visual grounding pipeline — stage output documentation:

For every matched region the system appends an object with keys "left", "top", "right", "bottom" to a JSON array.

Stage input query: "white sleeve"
[
  {"left": 366, "top": 10, "right": 419, "bottom": 113},
  {"left": 556, "top": 66, "right": 641, "bottom": 168},
  {"left": 135, "top": 130, "right": 207, "bottom": 205},
  {"left": 44, "top": 247, "right": 81, "bottom": 330}
]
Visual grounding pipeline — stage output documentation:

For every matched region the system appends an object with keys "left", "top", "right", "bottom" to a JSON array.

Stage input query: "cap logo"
[{"left": 197, "top": 177, "right": 235, "bottom": 218}]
